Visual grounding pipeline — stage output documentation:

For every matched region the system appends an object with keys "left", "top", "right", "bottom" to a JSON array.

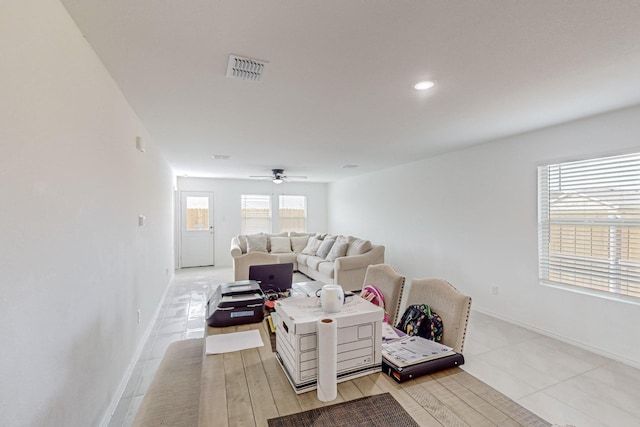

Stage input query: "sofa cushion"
[
  {"left": 246, "top": 234, "right": 268, "bottom": 253},
  {"left": 316, "top": 238, "right": 336, "bottom": 259},
  {"left": 296, "top": 253, "right": 311, "bottom": 267},
  {"left": 347, "top": 238, "right": 372, "bottom": 256},
  {"left": 307, "top": 256, "right": 326, "bottom": 270},
  {"left": 267, "top": 232, "right": 288, "bottom": 252},
  {"left": 270, "top": 236, "right": 292, "bottom": 253},
  {"left": 275, "top": 253, "right": 297, "bottom": 266},
  {"left": 301, "top": 237, "right": 322, "bottom": 255},
  {"left": 317, "top": 261, "right": 335, "bottom": 278},
  {"left": 326, "top": 241, "right": 349, "bottom": 261},
  {"left": 290, "top": 236, "right": 310, "bottom": 253}
]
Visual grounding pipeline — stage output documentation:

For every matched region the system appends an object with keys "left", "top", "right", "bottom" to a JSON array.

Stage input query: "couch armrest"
[
  {"left": 334, "top": 245, "right": 385, "bottom": 271},
  {"left": 230, "top": 237, "right": 243, "bottom": 258}
]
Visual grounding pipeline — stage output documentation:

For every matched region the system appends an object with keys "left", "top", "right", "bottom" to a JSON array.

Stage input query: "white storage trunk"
[{"left": 273, "top": 295, "right": 383, "bottom": 393}]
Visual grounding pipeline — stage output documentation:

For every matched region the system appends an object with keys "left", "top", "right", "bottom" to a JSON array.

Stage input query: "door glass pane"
[{"left": 186, "top": 196, "right": 209, "bottom": 230}]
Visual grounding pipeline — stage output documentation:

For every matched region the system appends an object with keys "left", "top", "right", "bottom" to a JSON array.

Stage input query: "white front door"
[{"left": 180, "top": 191, "right": 214, "bottom": 267}]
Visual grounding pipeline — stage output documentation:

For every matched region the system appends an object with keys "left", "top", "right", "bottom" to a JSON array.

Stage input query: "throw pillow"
[
  {"left": 301, "top": 237, "right": 322, "bottom": 256},
  {"left": 237, "top": 234, "right": 248, "bottom": 253},
  {"left": 290, "top": 235, "right": 310, "bottom": 253},
  {"left": 316, "top": 238, "right": 336, "bottom": 259},
  {"left": 267, "top": 232, "right": 287, "bottom": 252},
  {"left": 246, "top": 234, "right": 267, "bottom": 253},
  {"left": 270, "top": 236, "right": 292, "bottom": 253},
  {"left": 325, "top": 241, "right": 349, "bottom": 261},
  {"left": 346, "top": 238, "right": 372, "bottom": 256}
]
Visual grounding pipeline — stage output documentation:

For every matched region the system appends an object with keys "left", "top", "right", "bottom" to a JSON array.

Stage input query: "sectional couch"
[{"left": 229, "top": 232, "right": 385, "bottom": 290}]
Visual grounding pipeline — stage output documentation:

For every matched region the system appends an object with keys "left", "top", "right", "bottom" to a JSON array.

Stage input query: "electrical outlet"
[
  {"left": 137, "top": 309, "right": 141, "bottom": 324},
  {"left": 491, "top": 286, "right": 499, "bottom": 295}
]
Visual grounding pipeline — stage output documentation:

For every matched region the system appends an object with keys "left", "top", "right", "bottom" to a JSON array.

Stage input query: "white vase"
[{"left": 320, "top": 284, "right": 344, "bottom": 313}]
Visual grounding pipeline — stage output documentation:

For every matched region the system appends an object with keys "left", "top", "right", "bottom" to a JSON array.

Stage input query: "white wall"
[
  {"left": 329, "top": 105, "right": 640, "bottom": 367},
  {"left": 177, "top": 177, "right": 328, "bottom": 267},
  {"left": 0, "top": 1, "right": 175, "bottom": 425}
]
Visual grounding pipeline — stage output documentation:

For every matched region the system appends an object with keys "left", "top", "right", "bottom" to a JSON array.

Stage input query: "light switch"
[{"left": 138, "top": 215, "right": 146, "bottom": 226}]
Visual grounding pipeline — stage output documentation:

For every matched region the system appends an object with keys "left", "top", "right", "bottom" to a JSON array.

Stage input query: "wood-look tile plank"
[
  {"left": 199, "top": 352, "right": 228, "bottom": 427},
  {"left": 351, "top": 374, "right": 385, "bottom": 396},
  {"left": 241, "top": 346, "right": 279, "bottom": 427},
  {"left": 423, "top": 374, "right": 495, "bottom": 427},
  {"left": 450, "top": 370, "right": 550, "bottom": 427},
  {"left": 369, "top": 374, "right": 441, "bottom": 427},
  {"left": 436, "top": 372, "right": 509, "bottom": 425},
  {"left": 222, "top": 327, "right": 256, "bottom": 427},
  {"left": 337, "top": 379, "right": 365, "bottom": 401},
  {"left": 402, "top": 380, "right": 470, "bottom": 427}
]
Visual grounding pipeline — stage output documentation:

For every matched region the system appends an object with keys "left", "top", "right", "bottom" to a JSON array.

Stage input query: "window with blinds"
[
  {"left": 279, "top": 195, "right": 306, "bottom": 233},
  {"left": 538, "top": 152, "right": 640, "bottom": 301},
  {"left": 241, "top": 194, "right": 272, "bottom": 234}
]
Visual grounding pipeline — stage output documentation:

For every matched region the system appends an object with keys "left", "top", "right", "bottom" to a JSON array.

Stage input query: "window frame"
[{"left": 537, "top": 151, "right": 640, "bottom": 304}]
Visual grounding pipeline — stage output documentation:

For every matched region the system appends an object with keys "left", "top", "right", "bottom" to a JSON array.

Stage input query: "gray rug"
[{"left": 267, "top": 393, "right": 419, "bottom": 427}]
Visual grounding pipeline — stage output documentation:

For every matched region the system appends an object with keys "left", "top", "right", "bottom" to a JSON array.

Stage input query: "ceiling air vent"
[{"left": 226, "top": 54, "right": 267, "bottom": 81}]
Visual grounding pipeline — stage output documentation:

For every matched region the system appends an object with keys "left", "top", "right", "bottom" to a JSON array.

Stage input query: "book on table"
[{"left": 381, "top": 335, "right": 455, "bottom": 368}]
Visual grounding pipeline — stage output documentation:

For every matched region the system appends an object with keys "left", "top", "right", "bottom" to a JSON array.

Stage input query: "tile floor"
[{"left": 109, "top": 266, "right": 640, "bottom": 427}]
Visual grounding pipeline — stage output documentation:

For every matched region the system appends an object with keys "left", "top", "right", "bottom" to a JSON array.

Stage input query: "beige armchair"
[
  {"left": 398, "top": 279, "right": 472, "bottom": 353},
  {"left": 361, "top": 264, "right": 406, "bottom": 325}
]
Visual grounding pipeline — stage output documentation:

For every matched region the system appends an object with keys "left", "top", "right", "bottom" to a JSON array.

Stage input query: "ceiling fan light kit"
[{"left": 249, "top": 168, "right": 307, "bottom": 184}]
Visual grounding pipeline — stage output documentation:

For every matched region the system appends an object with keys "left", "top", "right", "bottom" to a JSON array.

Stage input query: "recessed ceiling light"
[
  {"left": 414, "top": 81, "right": 435, "bottom": 91},
  {"left": 342, "top": 164, "right": 359, "bottom": 169},
  {"left": 212, "top": 154, "right": 230, "bottom": 160}
]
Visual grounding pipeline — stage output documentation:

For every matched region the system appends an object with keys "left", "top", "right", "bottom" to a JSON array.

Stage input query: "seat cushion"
[
  {"left": 296, "top": 253, "right": 311, "bottom": 266},
  {"left": 306, "top": 256, "right": 326, "bottom": 270},
  {"left": 317, "top": 261, "right": 335, "bottom": 278}
]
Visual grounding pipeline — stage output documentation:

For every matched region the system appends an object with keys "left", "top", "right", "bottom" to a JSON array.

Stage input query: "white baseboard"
[
  {"left": 99, "top": 275, "right": 175, "bottom": 427},
  {"left": 472, "top": 307, "right": 640, "bottom": 370}
]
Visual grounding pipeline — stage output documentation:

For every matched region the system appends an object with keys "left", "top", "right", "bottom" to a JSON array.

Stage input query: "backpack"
[{"left": 396, "top": 304, "right": 443, "bottom": 342}]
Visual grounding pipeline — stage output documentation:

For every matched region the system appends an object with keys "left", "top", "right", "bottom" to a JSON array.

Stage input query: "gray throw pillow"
[
  {"left": 316, "top": 238, "right": 336, "bottom": 259},
  {"left": 326, "top": 241, "right": 349, "bottom": 261}
]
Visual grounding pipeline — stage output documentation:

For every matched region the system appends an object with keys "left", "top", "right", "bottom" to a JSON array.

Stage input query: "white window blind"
[
  {"left": 279, "top": 195, "right": 306, "bottom": 233},
  {"left": 538, "top": 152, "right": 640, "bottom": 300},
  {"left": 241, "top": 194, "right": 271, "bottom": 234}
]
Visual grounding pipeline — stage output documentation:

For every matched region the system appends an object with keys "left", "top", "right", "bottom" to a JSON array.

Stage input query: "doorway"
[{"left": 180, "top": 191, "right": 215, "bottom": 267}]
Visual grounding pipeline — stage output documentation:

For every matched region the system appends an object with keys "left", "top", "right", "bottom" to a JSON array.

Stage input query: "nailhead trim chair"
[
  {"left": 361, "top": 264, "right": 406, "bottom": 326},
  {"left": 398, "top": 278, "right": 472, "bottom": 353}
]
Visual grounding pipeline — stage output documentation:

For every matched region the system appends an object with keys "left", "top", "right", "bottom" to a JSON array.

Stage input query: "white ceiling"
[{"left": 60, "top": 0, "right": 640, "bottom": 183}]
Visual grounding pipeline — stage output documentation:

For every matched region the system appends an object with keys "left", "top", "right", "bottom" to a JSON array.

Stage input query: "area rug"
[{"left": 267, "top": 392, "right": 419, "bottom": 427}]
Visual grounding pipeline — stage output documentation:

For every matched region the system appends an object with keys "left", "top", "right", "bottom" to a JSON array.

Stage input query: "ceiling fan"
[{"left": 250, "top": 169, "right": 307, "bottom": 184}]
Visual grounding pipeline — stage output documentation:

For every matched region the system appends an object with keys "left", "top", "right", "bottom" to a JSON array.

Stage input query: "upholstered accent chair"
[
  {"left": 361, "top": 264, "right": 406, "bottom": 325},
  {"left": 398, "top": 279, "right": 472, "bottom": 353}
]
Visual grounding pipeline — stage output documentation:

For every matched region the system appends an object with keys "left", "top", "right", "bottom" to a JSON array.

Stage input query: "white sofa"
[{"left": 230, "top": 232, "right": 385, "bottom": 290}]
